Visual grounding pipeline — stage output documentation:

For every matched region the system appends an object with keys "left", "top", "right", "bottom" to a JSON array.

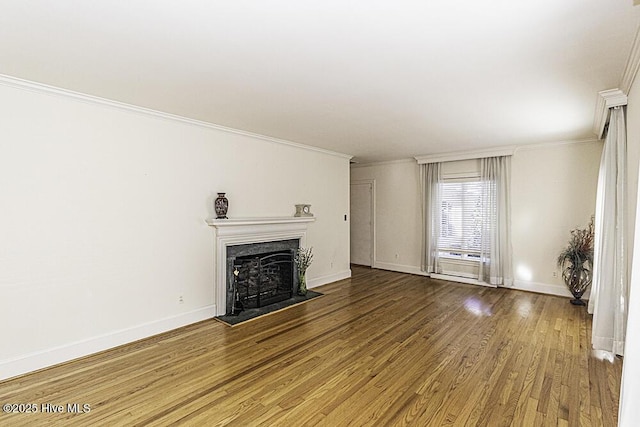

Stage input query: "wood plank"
[{"left": 0, "top": 266, "right": 623, "bottom": 426}]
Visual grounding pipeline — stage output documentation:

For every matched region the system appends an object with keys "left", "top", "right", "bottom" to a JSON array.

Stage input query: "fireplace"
[
  {"left": 233, "top": 251, "right": 294, "bottom": 309},
  {"left": 226, "top": 239, "right": 298, "bottom": 314},
  {"left": 207, "top": 217, "right": 315, "bottom": 316}
]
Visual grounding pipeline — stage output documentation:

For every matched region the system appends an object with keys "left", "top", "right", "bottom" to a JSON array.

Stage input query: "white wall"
[
  {"left": 350, "top": 140, "right": 602, "bottom": 298},
  {"left": 618, "top": 73, "right": 640, "bottom": 427},
  {"left": 0, "top": 80, "right": 351, "bottom": 380},
  {"left": 511, "top": 141, "right": 602, "bottom": 296},
  {"left": 350, "top": 160, "right": 422, "bottom": 274}
]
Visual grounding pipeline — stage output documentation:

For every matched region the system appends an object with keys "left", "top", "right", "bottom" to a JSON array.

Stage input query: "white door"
[{"left": 350, "top": 181, "right": 373, "bottom": 266}]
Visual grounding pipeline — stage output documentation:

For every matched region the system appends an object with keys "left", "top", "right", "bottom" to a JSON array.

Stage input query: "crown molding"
[
  {"left": 350, "top": 158, "right": 416, "bottom": 168},
  {"left": 620, "top": 24, "right": 640, "bottom": 94},
  {"left": 592, "top": 24, "right": 638, "bottom": 140},
  {"left": 414, "top": 146, "right": 517, "bottom": 164},
  {"left": 353, "top": 139, "right": 599, "bottom": 167},
  {"left": 512, "top": 138, "right": 601, "bottom": 154},
  {"left": 593, "top": 89, "right": 628, "bottom": 139},
  {"left": 0, "top": 74, "right": 353, "bottom": 160}
]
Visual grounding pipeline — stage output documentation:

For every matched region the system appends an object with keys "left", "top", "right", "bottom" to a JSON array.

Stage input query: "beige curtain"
[
  {"left": 479, "top": 156, "right": 513, "bottom": 286},
  {"left": 420, "top": 162, "right": 442, "bottom": 274}
]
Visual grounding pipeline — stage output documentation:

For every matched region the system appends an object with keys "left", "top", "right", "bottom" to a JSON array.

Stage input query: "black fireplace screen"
[{"left": 233, "top": 251, "right": 294, "bottom": 309}]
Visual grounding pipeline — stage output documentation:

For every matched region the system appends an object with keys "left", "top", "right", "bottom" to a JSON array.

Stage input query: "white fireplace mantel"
[{"left": 206, "top": 216, "right": 315, "bottom": 315}]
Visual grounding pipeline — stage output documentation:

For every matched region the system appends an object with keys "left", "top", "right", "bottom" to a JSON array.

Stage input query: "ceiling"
[{"left": 1, "top": 1, "right": 639, "bottom": 163}]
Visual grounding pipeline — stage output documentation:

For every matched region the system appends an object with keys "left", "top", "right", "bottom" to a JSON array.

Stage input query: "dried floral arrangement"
[
  {"left": 295, "top": 247, "right": 314, "bottom": 273},
  {"left": 557, "top": 217, "right": 594, "bottom": 305}
]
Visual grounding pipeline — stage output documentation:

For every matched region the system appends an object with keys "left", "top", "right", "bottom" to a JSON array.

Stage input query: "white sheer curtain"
[
  {"left": 479, "top": 156, "right": 513, "bottom": 286},
  {"left": 420, "top": 162, "right": 442, "bottom": 274},
  {"left": 589, "top": 106, "right": 628, "bottom": 355}
]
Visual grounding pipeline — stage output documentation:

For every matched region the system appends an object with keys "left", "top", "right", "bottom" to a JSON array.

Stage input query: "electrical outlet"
[
  {"left": 552, "top": 272, "right": 558, "bottom": 278},
  {"left": 179, "top": 296, "right": 184, "bottom": 304},
  {"left": 395, "top": 253, "right": 399, "bottom": 259}
]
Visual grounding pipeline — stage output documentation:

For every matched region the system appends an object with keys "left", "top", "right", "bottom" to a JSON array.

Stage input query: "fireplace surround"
[{"left": 207, "top": 217, "right": 315, "bottom": 316}]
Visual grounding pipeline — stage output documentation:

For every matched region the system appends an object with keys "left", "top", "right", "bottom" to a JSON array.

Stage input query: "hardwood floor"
[{"left": 1, "top": 266, "right": 622, "bottom": 426}]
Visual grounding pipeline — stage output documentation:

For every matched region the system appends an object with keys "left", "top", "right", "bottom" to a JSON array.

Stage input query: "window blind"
[{"left": 439, "top": 179, "right": 484, "bottom": 257}]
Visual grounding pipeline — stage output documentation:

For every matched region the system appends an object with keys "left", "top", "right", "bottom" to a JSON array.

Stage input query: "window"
[
  {"left": 439, "top": 177, "right": 484, "bottom": 261},
  {"left": 420, "top": 156, "right": 511, "bottom": 285}
]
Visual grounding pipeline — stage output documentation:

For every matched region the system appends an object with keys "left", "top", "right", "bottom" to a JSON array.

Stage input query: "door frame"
[{"left": 350, "top": 179, "right": 376, "bottom": 267}]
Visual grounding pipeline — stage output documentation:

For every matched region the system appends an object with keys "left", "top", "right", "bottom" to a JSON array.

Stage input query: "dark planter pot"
[{"left": 562, "top": 268, "right": 591, "bottom": 306}]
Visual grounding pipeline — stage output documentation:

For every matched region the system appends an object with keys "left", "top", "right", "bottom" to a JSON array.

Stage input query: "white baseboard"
[
  {"left": 307, "top": 269, "right": 352, "bottom": 289},
  {"left": 373, "top": 263, "right": 494, "bottom": 288},
  {"left": 372, "top": 262, "right": 579, "bottom": 299},
  {"left": 430, "top": 273, "right": 497, "bottom": 288},
  {"left": 373, "top": 261, "right": 428, "bottom": 276},
  {"left": 512, "top": 280, "right": 578, "bottom": 299},
  {"left": 0, "top": 305, "right": 216, "bottom": 381}
]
